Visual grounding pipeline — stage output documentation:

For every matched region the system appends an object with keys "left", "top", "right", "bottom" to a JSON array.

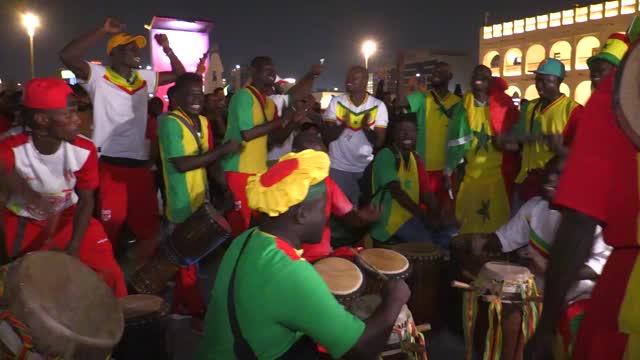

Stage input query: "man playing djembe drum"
[
  {"left": 0, "top": 78, "right": 127, "bottom": 297},
  {"left": 465, "top": 156, "right": 611, "bottom": 357},
  {"left": 198, "top": 149, "right": 411, "bottom": 359}
]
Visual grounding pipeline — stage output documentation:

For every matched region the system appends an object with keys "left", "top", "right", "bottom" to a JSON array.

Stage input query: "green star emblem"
[
  {"left": 404, "top": 179, "right": 412, "bottom": 190},
  {"left": 473, "top": 123, "right": 491, "bottom": 154},
  {"left": 476, "top": 200, "right": 491, "bottom": 223}
]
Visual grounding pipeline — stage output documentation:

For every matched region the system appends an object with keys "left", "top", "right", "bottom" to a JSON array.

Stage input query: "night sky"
[{"left": 1, "top": 0, "right": 594, "bottom": 89}]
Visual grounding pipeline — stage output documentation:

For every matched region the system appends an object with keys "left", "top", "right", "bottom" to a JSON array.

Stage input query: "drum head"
[
  {"left": 478, "top": 261, "right": 533, "bottom": 283},
  {"left": 119, "top": 295, "right": 168, "bottom": 321},
  {"left": 391, "top": 242, "right": 445, "bottom": 259},
  {"left": 359, "top": 248, "right": 409, "bottom": 275},
  {"left": 614, "top": 40, "right": 640, "bottom": 149},
  {"left": 313, "top": 257, "right": 363, "bottom": 296},
  {"left": 6, "top": 251, "right": 124, "bottom": 352}
]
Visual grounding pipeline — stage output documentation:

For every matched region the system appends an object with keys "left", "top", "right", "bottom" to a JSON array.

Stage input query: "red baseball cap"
[{"left": 23, "top": 78, "right": 73, "bottom": 110}]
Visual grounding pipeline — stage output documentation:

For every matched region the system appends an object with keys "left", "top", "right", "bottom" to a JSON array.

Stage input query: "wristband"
[{"left": 163, "top": 47, "right": 174, "bottom": 57}]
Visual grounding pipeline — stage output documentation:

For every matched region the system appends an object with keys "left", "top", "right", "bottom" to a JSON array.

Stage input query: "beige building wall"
[{"left": 479, "top": 1, "right": 638, "bottom": 104}]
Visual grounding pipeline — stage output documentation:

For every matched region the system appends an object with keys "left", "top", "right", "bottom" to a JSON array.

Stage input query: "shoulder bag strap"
[{"left": 228, "top": 230, "right": 259, "bottom": 359}]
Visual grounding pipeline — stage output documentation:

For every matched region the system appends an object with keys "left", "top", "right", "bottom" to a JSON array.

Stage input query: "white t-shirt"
[
  {"left": 0, "top": 133, "right": 99, "bottom": 220},
  {"left": 324, "top": 94, "right": 388, "bottom": 173},
  {"left": 268, "top": 94, "right": 294, "bottom": 161},
  {"left": 82, "top": 63, "right": 158, "bottom": 160},
  {"left": 496, "top": 196, "right": 611, "bottom": 303}
]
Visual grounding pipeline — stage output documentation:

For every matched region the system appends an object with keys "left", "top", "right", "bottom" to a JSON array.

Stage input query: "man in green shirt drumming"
[{"left": 198, "top": 149, "right": 411, "bottom": 359}]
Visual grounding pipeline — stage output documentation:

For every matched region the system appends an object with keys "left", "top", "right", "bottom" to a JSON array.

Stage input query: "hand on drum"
[{"left": 382, "top": 278, "right": 411, "bottom": 307}]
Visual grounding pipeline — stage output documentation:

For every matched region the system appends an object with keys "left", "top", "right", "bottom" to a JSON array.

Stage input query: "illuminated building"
[{"left": 479, "top": 0, "right": 638, "bottom": 104}]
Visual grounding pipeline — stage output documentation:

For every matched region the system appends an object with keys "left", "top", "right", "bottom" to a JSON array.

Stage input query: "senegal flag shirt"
[
  {"left": 515, "top": 95, "right": 582, "bottom": 183},
  {"left": 456, "top": 93, "right": 511, "bottom": 234},
  {"left": 407, "top": 91, "right": 463, "bottom": 171},
  {"left": 370, "top": 148, "right": 429, "bottom": 242},
  {"left": 158, "top": 108, "right": 214, "bottom": 223},
  {"left": 222, "top": 86, "right": 278, "bottom": 174},
  {"left": 553, "top": 71, "right": 640, "bottom": 357},
  {"left": 198, "top": 228, "right": 365, "bottom": 359},
  {"left": 324, "top": 94, "right": 389, "bottom": 173}
]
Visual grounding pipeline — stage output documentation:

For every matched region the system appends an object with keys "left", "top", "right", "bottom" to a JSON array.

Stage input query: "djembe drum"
[
  {"left": 0, "top": 251, "right": 123, "bottom": 359},
  {"left": 451, "top": 234, "right": 513, "bottom": 281},
  {"left": 614, "top": 38, "right": 640, "bottom": 149},
  {"left": 355, "top": 248, "right": 411, "bottom": 294},
  {"left": 313, "top": 257, "right": 364, "bottom": 308},
  {"left": 390, "top": 243, "right": 446, "bottom": 328},
  {"left": 113, "top": 295, "right": 170, "bottom": 360},
  {"left": 349, "top": 295, "right": 427, "bottom": 360},
  {"left": 130, "top": 203, "right": 231, "bottom": 294},
  {"left": 458, "top": 261, "right": 541, "bottom": 360}
]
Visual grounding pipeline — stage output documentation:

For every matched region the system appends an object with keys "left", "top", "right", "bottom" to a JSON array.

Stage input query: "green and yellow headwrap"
[{"left": 246, "top": 150, "right": 330, "bottom": 216}]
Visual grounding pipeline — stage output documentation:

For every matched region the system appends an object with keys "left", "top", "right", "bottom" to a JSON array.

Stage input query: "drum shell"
[
  {"left": 2, "top": 252, "right": 123, "bottom": 359},
  {"left": 167, "top": 203, "right": 230, "bottom": 266},
  {"left": 129, "top": 251, "right": 179, "bottom": 295},
  {"left": 472, "top": 299, "right": 525, "bottom": 360},
  {"left": 313, "top": 257, "right": 364, "bottom": 309},
  {"left": 113, "top": 297, "right": 170, "bottom": 360},
  {"left": 391, "top": 243, "right": 446, "bottom": 328}
]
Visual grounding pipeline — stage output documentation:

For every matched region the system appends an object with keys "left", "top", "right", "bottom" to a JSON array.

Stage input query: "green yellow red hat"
[
  {"left": 246, "top": 150, "right": 330, "bottom": 217},
  {"left": 588, "top": 33, "right": 631, "bottom": 68},
  {"left": 106, "top": 33, "right": 147, "bottom": 55}
]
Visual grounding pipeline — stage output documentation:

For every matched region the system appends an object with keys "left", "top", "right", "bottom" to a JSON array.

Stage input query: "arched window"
[
  {"left": 549, "top": 41, "right": 573, "bottom": 70},
  {"left": 503, "top": 48, "right": 523, "bottom": 76},
  {"left": 525, "top": 44, "right": 546, "bottom": 72},
  {"left": 574, "top": 81, "right": 592, "bottom": 105},
  {"left": 575, "top": 36, "right": 601, "bottom": 70},
  {"left": 560, "top": 83, "right": 571, "bottom": 97},
  {"left": 506, "top": 85, "right": 521, "bottom": 98},
  {"left": 483, "top": 51, "right": 501, "bottom": 76},
  {"left": 524, "top": 85, "right": 538, "bottom": 100}
]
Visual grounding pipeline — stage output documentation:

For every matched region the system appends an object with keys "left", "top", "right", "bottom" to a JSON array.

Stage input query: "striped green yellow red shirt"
[
  {"left": 158, "top": 108, "right": 214, "bottom": 223},
  {"left": 222, "top": 86, "right": 278, "bottom": 174}
]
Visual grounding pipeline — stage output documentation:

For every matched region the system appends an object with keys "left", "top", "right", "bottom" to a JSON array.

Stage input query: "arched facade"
[
  {"left": 525, "top": 44, "right": 546, "bottom": 73},
  {"left": 549, "top": 41, "right": 573, "bottom": 70},
  {"left": 560, "top": 83, "right": 571, "bottom": 97},
  {"left": 574, "top": 81, "right": 592, "bottom": 105},
  {"left": 575, "top": 36, "right": 601, "bottom": 70},
  {"left": 504, "top": 48, "right": 523, "bottom": 76},
  {"left": 483, "top": 51, "right": 501, "bottom": 76},
  {"left": 524, "top": 85, "right": 538, "bottom": 100},
  {"left": 506, "top": 85, "right": 521, "bottom": 98}
]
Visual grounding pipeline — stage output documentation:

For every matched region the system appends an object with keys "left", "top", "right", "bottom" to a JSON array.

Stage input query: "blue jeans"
[{"left": 392, "top": 217, "right": 458, "bottom": 248}]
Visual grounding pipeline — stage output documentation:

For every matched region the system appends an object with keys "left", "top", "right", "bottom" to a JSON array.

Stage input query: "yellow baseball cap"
[{"left": 106, "top": 33, "right": 147, "bottom": 55}]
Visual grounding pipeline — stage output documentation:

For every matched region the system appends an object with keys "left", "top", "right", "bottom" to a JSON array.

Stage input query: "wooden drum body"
[
  {"left": 349, "top": 295, "right": 425, "bottom": 360},
  {"left": 313, "top": 257, "right": 364, "bottom": 308},
  {"left": 0, "top": 251, "right": 123, "bottom": 359},
  {"left": 113, "top": 295, "right": 170, "bottom": 360},
  {"left": 130, "top": 203, "right": 231, "bottom": 295},
  {"left": 463, "top": 262, "right": 540, "bottom": 360},
  {"left": 356, "top": 248, "right": 411, "bottom": 294},
  {"left": 391, "top": 243, "right": 446, "bottom": 328}
]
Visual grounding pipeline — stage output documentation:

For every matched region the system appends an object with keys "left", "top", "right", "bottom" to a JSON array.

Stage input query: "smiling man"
[
  {"left": 514, "top": 58, "right": 583, "bottom": 201},
  {"left": 59, "top": 17, "right": 186, "bottom": 261}
]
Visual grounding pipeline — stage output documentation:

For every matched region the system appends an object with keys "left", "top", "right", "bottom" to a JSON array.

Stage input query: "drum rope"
[
  {"left": 462, "top": 290, "right": 478, "bottom": 360},
  {"left": 0, "top": 311, "right": 36, "bottom": 360},
  {"left": 483, "top": 298, "right": 503, "bottom": 360},
  {"left": 520, "top": 279, "right": 542, "bottom": 343}
]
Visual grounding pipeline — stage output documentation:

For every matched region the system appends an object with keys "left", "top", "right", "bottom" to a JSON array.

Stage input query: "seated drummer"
[
  {"left": 470, "top": 155, "right": 611, "bottom": 301},
  {"left": 469, "top": 155, "right": 611, "bottom": 356},
  {"left": 291, "top": 128, "right": 381, "bottom": 262},
  {"left": 368, "top": 113, "right": 449, "bottom": 246},
  {"left": 197, "top": 149, "right": 411, "bottom": 359},
  {"left": 0, "top": 78, "right": 127, "bottom": 297}
]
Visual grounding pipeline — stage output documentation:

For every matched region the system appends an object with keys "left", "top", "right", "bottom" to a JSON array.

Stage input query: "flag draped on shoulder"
[{"left": 443, "top": 100, "right": 472, "bottom": 175}]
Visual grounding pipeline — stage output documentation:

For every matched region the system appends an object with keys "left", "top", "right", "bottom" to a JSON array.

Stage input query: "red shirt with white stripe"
[{"left": 0, "top": 132, "right": 99, "bottom": 220}]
